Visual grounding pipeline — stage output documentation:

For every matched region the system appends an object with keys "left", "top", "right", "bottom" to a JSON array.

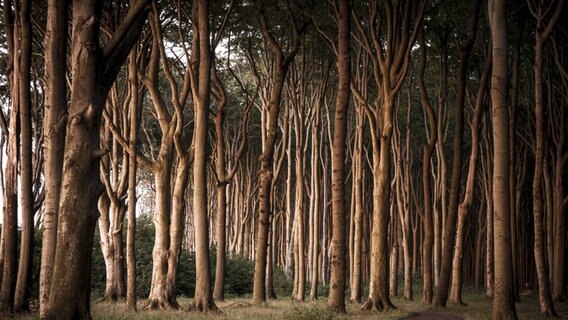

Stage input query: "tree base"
[
  {"left": 188, "top": 298, "right": 221, "bottom": 314},
  {"left": 448, "top": 297, "right": 467, "bottom": 306},
  {"left": 360, "top": 298, "right": 396, "bottom": 311},
  {"left": 143, "top": 297, "right": 180, "bottom": 310}
]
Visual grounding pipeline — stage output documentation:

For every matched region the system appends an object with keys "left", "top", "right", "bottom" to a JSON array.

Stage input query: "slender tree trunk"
[
  {"left": 350, "top": 106, "right": 364, "bottom": 303},
  {"left": 489, "top": 1, "right": 518, "bottom": 318},
  {"left": 14, "top": 0, "right": 33, "bottom": 311},
  {"left": 418, "top": 28, "right": 437, "bottom": 305},
  {"left": 166, "top": 156, "right": 189, "bottom": 308},
  {"left": 252, "top": 8, "right": 300, "bottom": 303},
  {"left": 436, "top": 0, "right": 481, "bottom": 307},
  {"left": 449, "top": 47, "right": 490, "bottom": 306},
  {"left": 527, "top": 0, "right": 564, "bottom": 314},
  {"left": 327, "top": 0, "right": 350, "bottom": 311},
  {"left": 40, "top": 0, "right": 68, "bottom": 316},
  {"left": 126, "top": 43, "right": 139, "bottom": 311},
  {"left": 1, "top": 1, "right": 18, "bottom": 310}
]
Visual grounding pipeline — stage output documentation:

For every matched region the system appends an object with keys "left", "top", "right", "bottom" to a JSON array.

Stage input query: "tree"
[
  {"left": 327, "top": 0, "right": 351, "bottom": 312},
  {"left": 527, "top": 0, "right": 563, "bottom": 315},
  {"left": 252, "top": 3, "right": 303, "bottom": 303},
  {"left": 14, "top": 0, "right": 34, "bottom": 311},
  {"left": 39, "top": 0, "right": 68, "bottom": 316},
  {"left": 1, "top": 0, "right": 19, "bottom": 313},
  {"left": 189, "top": 0, "right": 218, "bottom": 312},
  {"left": 488, "top": 0, "right": 518, "bottom": 318},
  {"left": 436, "top": 0, "right": 482, "bottom": 307},
  {"left": 417, "top": 27, "right": 437, "bottom": 305},
  {"left": 43, "top": 1, "right": 151, "bottom": 318},
  {"left": 352, "top": 0, "right": 426, "bottom": 311}
]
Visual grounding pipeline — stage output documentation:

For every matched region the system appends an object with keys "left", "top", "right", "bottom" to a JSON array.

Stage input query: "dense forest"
[{"left": 0, "top": 0, "right": 567, "bottom": 319}]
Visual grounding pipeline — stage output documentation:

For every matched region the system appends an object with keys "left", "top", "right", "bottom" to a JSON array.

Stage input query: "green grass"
[
  {"left": 14, "top": 288, "right": 568, "bottom": 319},
  {"left": 97, "top": 290, "right": 568, "bottom": 320}
]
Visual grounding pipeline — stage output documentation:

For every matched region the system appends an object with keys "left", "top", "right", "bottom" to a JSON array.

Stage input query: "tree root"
[
  {"left": 360, "top": 298, "right": 396, "bottom": 311},
  {"left": 142, "top": 297, "right": 180, "bottom": 310},
  {"left": 188, "top": 298, "right": 222, "bottom": 314}
]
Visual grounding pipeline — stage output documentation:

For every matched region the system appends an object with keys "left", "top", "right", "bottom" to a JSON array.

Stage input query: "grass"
[{"left": 14, "top": 288, "right": 568, "bottom": 319}]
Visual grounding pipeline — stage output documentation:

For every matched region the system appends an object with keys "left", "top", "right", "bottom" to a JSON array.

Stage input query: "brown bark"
[
  {"left": 488, "top": 0, "right": 518, "bottom": 318},
  {"left": 449, "top": 47, "right": 491, "bottom": 306},
  {"left": 417, "top": 28, "right": 437, "bottom": 305},
  {"left": 528, "top": 0, "right": 563, "bottom": 315},
  {"left": 126, "top": 41, "right": 139, "bottom": 311},
  {"left": 436, "top": 0, "right": 481, "bottom": 307},
  {"left": 43, "top": 1, "right": 150, "bottom": 318},
  {"left": 353, "top": 0, "right": 426, "bottom": 311},
  {"left": 189, "top": 0, "right": 217, "bottom": 312},
  {"left": 1, "top": 0, "right": 18, "bottom": 312},
  {"left": 550, "top": 35, "right": 568, "bottom": 302},
  {"left": 252, "top": 6, "right": 301, "bottom": 304},
  {"left": 14, "top": 0, "right": 33, "bottom": 311},
  {"left": 327, "top": 0, "right": 350, "bottom": 312},
  {"left": 39, "top": 0, "right": 68, "bottom": 316}
]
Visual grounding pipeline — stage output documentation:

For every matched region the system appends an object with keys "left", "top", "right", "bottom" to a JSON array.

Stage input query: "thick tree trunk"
[
  {"left": 362, "top": 103, "right": 396, "bottom": 311},
  {"left": 146, "top": 150, "right": 175, "bottom": 309},
  {"left": 488, "top": 1, "right": 518, "bottom": 318},
  {"left": 190, "top": 0, "right": 217, "bottom": 312},
  {"left": 44, "top": 1, "right": 150, "bottom": 317}
]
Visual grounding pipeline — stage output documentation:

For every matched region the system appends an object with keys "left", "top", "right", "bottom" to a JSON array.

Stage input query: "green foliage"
[{"left": 283, "top": 304, "right": 336, "bottom": 320}]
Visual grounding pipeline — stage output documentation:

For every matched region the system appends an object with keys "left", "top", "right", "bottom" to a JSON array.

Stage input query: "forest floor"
[
  {"left": 86, "top": 291, "right": 568, "bottom": 319},
  {"left": 16, "top": 290, "right": 568, "bottom": 319}
]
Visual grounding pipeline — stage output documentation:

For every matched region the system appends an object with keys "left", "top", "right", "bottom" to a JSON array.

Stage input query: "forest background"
[{"left": 0, "top": 0, "right": 566, "bottom": 319}]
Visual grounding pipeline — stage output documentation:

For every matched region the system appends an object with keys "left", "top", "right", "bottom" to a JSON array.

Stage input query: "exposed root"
[
  {"left": 360, "top": 298, "right": 397, "bottom": 311},
  {"left": 188, "top": 298, "right": 222, "bottom": 315},
  {"left": 142, "top": 297, "right": 180, "bottom": 310}
]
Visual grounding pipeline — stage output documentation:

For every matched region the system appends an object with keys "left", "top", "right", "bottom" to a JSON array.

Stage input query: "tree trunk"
[
  {"left": 418, "top": 28, "right": 437, "bottom": 305},
  {"left": 14, "top": 0, "right": 33, "bottom": 311},
  {"left": 190, "top": 0, "right": 217, "bottom": 312},
  {"left": 252, "top": 7, "right": 300, "bottom": 303},
  {"left": 126, "top": 43, "right": 139, "bottom": 311},
  {"left": 528, "top": 0, "right": 564, "bottom": 314},
  {"left": 327, "top": 0, "right": 350, "bottom": 311},
  {"left": 43, "top": 1, "right": 150, "bottom": 317},
  {"left": 449, "top": 46, "right": 490, "bottom": 306},
  {"left": 350, "top": 106, "right": 364, "bottom": 303},
  {"left": 436, "top": 0, "right": 481, "bottom": 307},
  {"left": 1, "top": 0, "right": 18, "bottom": 310},
  {"left": 40, "top": 0, "right": 68, "bottom": 316},
  {"left": 362, "top": 102, "right": 396, "bottom": 311},
  {"left": 488, "top": 0, "right": 518, "bottom": 318}
]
